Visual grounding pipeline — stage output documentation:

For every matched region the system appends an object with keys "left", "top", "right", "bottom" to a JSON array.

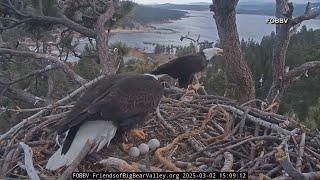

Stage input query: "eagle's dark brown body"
[
  {"left": 55, "top": 74, "right": 163, "bottom": 154},
  {"left": 150, "top": 53, "right": 208, "bottom": 88}
]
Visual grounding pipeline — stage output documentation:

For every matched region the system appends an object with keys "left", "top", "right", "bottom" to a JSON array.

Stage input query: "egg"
[
  {"left": 147, "top": 139, "right": 160, "bottom": 150},
  {"left": 138, "top": 143, "right": 150, "bottom": 154},
  {"left": 128, "top": 147, "right": 140, "bottom": 157}
]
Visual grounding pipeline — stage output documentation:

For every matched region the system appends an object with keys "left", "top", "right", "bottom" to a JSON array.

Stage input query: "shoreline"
[{"left": 111, "top": 25, "right": 178, "bottom": 34}]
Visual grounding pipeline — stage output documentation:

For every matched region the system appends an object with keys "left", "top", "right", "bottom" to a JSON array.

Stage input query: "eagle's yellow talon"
[
  {"left": 121, "top": 143, "right": 134, "bottom": 152},
  {"left": 130, "top": 129, "right": 146, "bottom": 139}
]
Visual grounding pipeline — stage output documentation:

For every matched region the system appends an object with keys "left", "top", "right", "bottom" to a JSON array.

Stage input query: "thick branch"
[
  {"left": 285, "top": 61, "right": 320, "bottom": 82},
  {"left": 19, "top": 142, "right": 40, "bottom": 180},
  {"left": 291, "top": 4, "right": 320, "bottom": 27},
  {"left": 4, "top": 87, "right": 46, "bottom": 106},
  {"left": 31, "top": 15, "right": 96, "bottom": 38},
  {"left": 0, "top": 48, "right": 87, "bottom": 85},
  {"left": 0, "top": 76, "right": 47, "bottom": 106}
]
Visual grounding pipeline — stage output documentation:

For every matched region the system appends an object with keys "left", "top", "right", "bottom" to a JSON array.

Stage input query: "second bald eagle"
[{"left": 150, "top": 47, "right": 223, "bottom": 88}]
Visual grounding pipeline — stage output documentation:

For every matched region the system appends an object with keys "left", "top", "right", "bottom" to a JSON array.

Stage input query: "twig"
[
  {"left": 156, "top": 105, "right": 176, "bottom": 134},
  {"left": 296, "top": 132, "right": 306, "bottom": 172}
]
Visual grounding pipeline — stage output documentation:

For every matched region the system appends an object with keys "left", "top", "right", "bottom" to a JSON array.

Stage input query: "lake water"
[{"left": 109, "top": 10, "right": 320, "bottom": 53}]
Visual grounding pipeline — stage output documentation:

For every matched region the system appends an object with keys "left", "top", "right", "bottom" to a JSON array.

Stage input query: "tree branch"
[
  {"left": 291, "top": 2, "right": 320, "bottom": 27},
  {"left": 0, "top": 76, "right": 47, "bottom": 106},
  {"left": 19, "top": 142, "right": 40, "bottom": 180},
  {"left": 4, "top": 87, "right": 46, "bottom": 106},
  {"left": 0, "top": 48, "right": 87, "bottom": 85},
  {"left": 8, "top": 64, "right": 59, "bottom": 85},
  {"left": 0, "top": 18, "right": 32, "bottom": 31},
  {"left": 6, "top": 0, "right": 28, "bottom": 17},
  {"left": 285, "top": 61, "right": 320, "bottom": 83},
  {"left": 1, "top": 0, "right": 96, "bottom": 37},
  {"left": 31, "top": 15, "right": 96, "bottom": 38}
]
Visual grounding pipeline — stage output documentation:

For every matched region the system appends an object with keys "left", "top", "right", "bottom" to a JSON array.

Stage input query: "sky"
[{"left": 133, "top": 0, "right": 316, "bottom": 5}]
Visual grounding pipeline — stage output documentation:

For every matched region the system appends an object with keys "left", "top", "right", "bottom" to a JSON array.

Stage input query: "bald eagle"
[
  {"left": 46, "top": 74, "right": 163, "bottom": 170},
  {"left": 150, "top": 47, "right": 223, "bottom": 88}
]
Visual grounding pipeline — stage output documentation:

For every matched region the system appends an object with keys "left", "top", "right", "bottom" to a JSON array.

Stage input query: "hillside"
[
  {"left": 116, "top": 5, "right": 187, "bottom": 29},
  {"left": 150, "top": 2, "right": 320, "bottom": 17}
]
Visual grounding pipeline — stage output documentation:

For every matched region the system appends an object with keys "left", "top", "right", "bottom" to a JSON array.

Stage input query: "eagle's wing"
[
  {"left": 151, "top": 54, "right": 204, "bottom": 77},
  {"left": 54, "top": 75, "right": 127, "bottom": 134},
  {"left": 86, "top": 75, "right": 163, "bottom": 128}
]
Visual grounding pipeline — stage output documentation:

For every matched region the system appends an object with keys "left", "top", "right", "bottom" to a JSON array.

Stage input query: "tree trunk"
[
  {"left": 266, "top": 0, "right": 292, "bottom": 112},
  {"left": 211, "top": 0, "right": 256, "bottom": 103},
  {"left": 95, "top": 3, "right": 115, "bottom": 75}
]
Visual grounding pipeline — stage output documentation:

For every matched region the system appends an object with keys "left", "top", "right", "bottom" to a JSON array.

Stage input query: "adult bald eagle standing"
[
  {"left": 46, "top": 74, "right": 163, "bottom": 171},
  {"left": 150, "top": 47, "right": 223, "bottom": 88}
]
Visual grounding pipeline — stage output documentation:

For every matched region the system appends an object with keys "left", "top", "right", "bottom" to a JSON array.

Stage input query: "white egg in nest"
[
  {"left": 138, "top": 143, "right": 149, "bottom": 154},
  {"left": 128, "top": 147, "right": 140, "bottom": 157},
  {"left": 147, "top": 139, "right": 160, "bottom": 150}
]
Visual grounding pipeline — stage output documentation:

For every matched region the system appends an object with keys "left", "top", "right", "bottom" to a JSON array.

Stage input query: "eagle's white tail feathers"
[{"left": 46, "top": 120, "right": 117, "bottom": 171}]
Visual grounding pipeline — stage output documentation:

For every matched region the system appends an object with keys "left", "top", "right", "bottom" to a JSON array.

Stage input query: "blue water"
[{"left": 109, "top": 10, "right": 320, "bottom": 53}]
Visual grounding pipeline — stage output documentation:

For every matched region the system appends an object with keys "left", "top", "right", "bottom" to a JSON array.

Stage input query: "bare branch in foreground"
[
  {"left": 19, "top": 142, "right": 40, "bottom": 180},
  {"left": 0, "top": 48, "right": 87, "bottom": 85}
]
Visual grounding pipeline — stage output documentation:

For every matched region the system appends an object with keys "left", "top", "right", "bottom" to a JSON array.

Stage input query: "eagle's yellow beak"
[{"left": 216, "top": 48, "right": 224, "bottom": 56}]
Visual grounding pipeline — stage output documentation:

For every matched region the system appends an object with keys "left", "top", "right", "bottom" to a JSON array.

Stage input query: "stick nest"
[{"left": 1, "top": 90, "right": 320, "bottom": 179}]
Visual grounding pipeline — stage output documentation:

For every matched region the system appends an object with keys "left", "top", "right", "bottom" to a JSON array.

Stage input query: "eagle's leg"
[
  {"left": 129, "top": 129, "right": 146, "bottom": 139},
  {"left": 191, "top": 74, "right": 207, "bottom": 95},
  {"left": 118, "top": 116, "right": 146, "bottom": 152},
  {"left": 121, "top": 129, "right": 145, "bottom": 152},
  {"left": 121, "top": 142, "right": 134, "bottom": 152}
]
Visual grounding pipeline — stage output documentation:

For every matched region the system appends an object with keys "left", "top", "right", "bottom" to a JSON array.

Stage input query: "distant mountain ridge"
[
  {"left": 149, "top": 2, "right": 320, "bottom": 17},
  {"left": 187, "top": 2, "right": 211, "bottom": 5},
  {"left": 115, "top": 5, "right": 187, "bottom": 29}
]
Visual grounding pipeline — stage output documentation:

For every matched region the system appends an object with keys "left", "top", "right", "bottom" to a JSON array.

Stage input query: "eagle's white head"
[{"left": 203, "top": 47, "right": 224, "bottom": 61}]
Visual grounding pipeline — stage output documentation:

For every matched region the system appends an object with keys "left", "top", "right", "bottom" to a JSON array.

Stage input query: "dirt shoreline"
[
  {"left": 111, "top": 26, "right": 156, "bottom": 33},
  {"left": 111, "top": 25, "right": 177, "bottom": 34}
]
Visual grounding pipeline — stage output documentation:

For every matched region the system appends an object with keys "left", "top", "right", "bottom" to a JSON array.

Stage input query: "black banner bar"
[{"left": 72, "top": 172, "right": 248, "bottom": 179}]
